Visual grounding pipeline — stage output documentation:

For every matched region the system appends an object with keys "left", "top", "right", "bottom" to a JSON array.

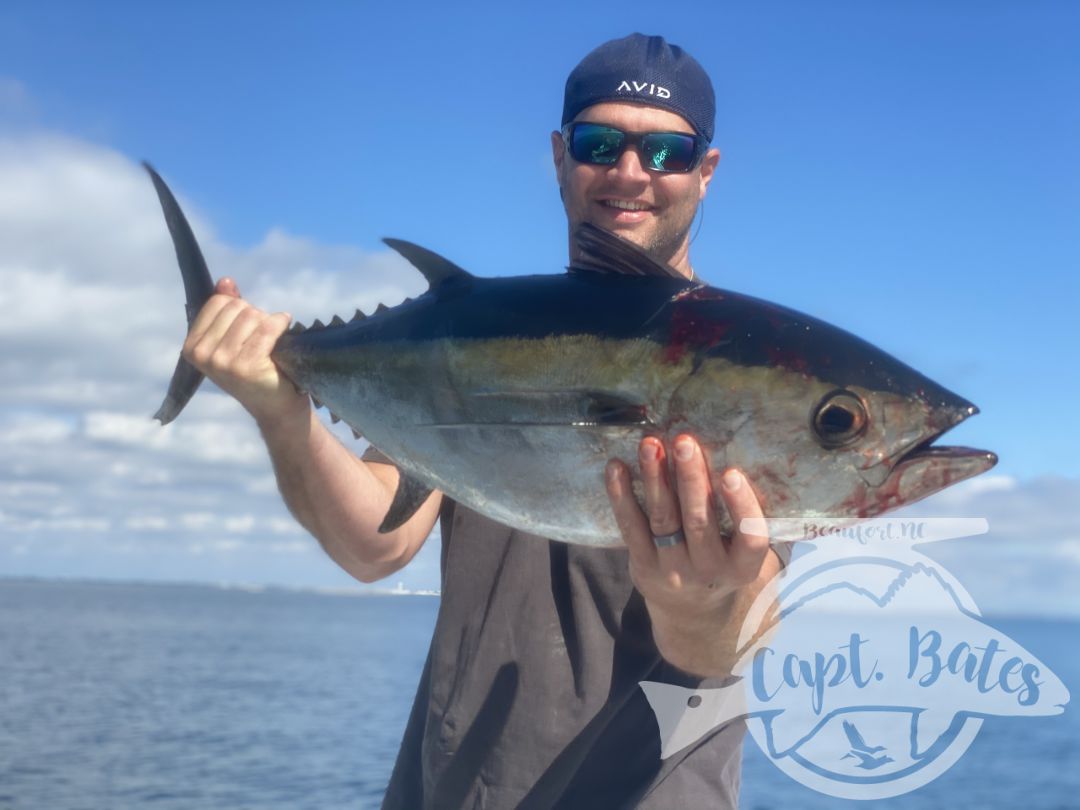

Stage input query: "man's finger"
[
  {"left": 606, "top": 459, "right": 658, "bottom": 571},
  {"left": 184, "top": 295, "right": 242, "bottom": 359},
  {"left": 717, "top": 469, "right": 770, "bottom": 584},
  {"left": 639, "top": 437, "right": 682, "bottom": 534},
  {"left": 671, "top": 435, "right": 725, "bottom": 572},
  {"left": 239, "top": 312, "right": 293, "bottom": 366},
  {"left": 215, "top": 277, "right": 241, "bottom": 298},
  {"left": 186, "top": 297, "right": 249, "bottom": 370},
  {"left": 217, "top": 308, "right": 268, "bottom": 359}
]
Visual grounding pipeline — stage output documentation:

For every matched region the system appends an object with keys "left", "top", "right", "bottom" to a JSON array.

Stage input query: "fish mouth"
[
  {"left": 893, "top": 401, "right": 995, "bottom": 475},
  {"left": 869, "top": 439, "right": 998, "bottom": 513},
  {"left": 893, "top": 441, "right": 998, "bottom": 480},
  {"left": 859, "top": 402, "right": 997, "bottom": 510}
]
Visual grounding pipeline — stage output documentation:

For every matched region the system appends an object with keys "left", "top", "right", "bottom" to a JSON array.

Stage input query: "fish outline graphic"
[{"left": 640, "top": 519, "right": 1070, "bottom": 800}]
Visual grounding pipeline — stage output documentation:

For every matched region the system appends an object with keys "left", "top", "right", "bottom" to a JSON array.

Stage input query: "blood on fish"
[
  {"left": 665, "top": 298, "right": 733, "bottom": 364},
  {"left": 764, "top": 344, "right": 811, "bottom": 375},
  {"left": 748, "top": 466, "right": 792, "bottom": 507},
  {"left": 785, "top": 452, "right": 798, "bottom": 478},
  {"left": 838, "top": 468, "right": 907, "bottom": 518}
]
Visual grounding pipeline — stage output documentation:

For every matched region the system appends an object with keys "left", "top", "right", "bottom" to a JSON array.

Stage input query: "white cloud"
[
  {"left": 928, "top": 473, "right": 1017, "bottom": 506},
  {"left": 884, "top": 475, "right": 1080, "bottom": 617},
  {"left": 179, "top": 512, "right": 216, "bottom": 531},
  {"left": 0, "top": 412, "right": 75, "bottom": 443},
  {"left": 224, "top": 515, "right": 257, "bottom": 534},
  {"left": 83, "top": 407, "right": 267, "bottom": 464},
  {"left": 267, "top": 517, "right": 305, "bottom": 535},
  {"left": 1, "top": 127, "right": 1073, "bottom": 612},
  {"left": 125, "top": 516, "right": 169, "bottom": 531},
  {"left": 1054, "top": 539, "right": 1080, "bottom": 566},
  {"left": 0, "top": 129, "right": 440, "bottom": 592}
]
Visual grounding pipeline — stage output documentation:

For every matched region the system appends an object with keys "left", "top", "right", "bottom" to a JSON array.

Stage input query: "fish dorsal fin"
[
  {"left": 570, "top": 223, "right": 687, "bottom": 280},
  {"left": 383, "top": 238, "right": 473, "bottom": 290}
]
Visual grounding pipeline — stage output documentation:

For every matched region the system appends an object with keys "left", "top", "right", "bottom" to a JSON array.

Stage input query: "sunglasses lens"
[
  {"left": 567, "top": 124, "right": 702, "bottom": 172},
  {"left": 568, "top": 124, "right": 625, "bottom": 165},
  {"left": 642, "top": 133, "right": 699, "bottom": 172}
]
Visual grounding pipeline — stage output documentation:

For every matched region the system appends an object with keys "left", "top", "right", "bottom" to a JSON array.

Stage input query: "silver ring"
[{"left": 652, "top": 529, "right": 686, "bottom": 548}]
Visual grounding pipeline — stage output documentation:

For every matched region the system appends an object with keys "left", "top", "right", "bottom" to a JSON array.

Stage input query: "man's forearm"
[
  {"left": 175, "top": 280, "right": 438, "bottom": 583},
  {"left": 257, "top": 408, "right": 438, "bottom": 583}
]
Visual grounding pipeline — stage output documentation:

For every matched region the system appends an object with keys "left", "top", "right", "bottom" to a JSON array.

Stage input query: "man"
[{"left": 183, "top": 34, "right": 782, "bottom": 809}]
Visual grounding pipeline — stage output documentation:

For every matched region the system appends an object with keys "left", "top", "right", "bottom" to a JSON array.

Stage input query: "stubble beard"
[
  {"left": 637, "top": 216, "right": 695, "bottom": 267},
  {"left": 612, "top": 201, "right": 698, "bottom": 269},
  {"left": 561, "top": 185, "right": 699, "bottom": 269}
]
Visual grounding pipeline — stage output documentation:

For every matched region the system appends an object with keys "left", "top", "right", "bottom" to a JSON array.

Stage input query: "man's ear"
[
  {"left": 699, "top": 147, "right": 721, "bottom": 200},
  {"left": 552, "top": 130, "right": 569, "bottom": 202},
  {"left": 551, "top": 130, "right": 566, "bottom": 175}
]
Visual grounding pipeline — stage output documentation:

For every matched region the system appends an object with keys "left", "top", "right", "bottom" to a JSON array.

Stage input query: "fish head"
[{"left": 664, "top": 287, "right": 997, "bottom": 523}]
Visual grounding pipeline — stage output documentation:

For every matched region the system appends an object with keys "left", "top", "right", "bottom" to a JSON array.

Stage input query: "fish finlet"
[
  {"left": 375, "top": 303, "right": 389, "bottom": 314},
  {"left": 330, "top": 314, "right": 346, "bottom": 327},
  {"left": 312, "top": 318, "right": 325, "bottom": 330}
]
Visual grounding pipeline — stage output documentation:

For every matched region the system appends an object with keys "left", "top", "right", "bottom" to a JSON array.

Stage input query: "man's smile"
[
  {"left": 600, "top": 198, "right": 654, "bottom": 211},
  {"left": 595, "top": 197, "right": 657, "bottom": 224}
]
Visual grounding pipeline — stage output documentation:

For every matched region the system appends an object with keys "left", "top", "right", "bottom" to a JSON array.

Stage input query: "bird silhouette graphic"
[{"left": 840, "top": 720, "right": 894, "bottom": 770}]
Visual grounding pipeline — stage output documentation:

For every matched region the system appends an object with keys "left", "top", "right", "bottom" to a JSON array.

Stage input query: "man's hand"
[
  {"left": 183, "top": 278, "right": 309, "bottom": 430},
  {"left": 180, "top": 280, "right": 438, "bottom": 583},
  {"left": 606, "top": 434, "right": 780, "bottom": 676}
]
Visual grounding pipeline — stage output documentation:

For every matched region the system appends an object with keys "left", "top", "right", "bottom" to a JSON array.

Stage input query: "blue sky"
[{"left": 1, "top": 2, "right": 1077, "bottom": 607}]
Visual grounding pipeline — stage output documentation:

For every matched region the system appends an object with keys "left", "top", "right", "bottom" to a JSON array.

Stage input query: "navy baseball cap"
[{"left": 561, "top": 34, "right": 715, "bottom": 142}]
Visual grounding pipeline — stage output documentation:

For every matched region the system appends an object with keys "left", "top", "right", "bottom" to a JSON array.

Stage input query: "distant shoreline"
[
  {"left": 3, "top": 576, "right": 1079, "bottom": 620},
  {"left": 0, "top": 574, "right": 440, "bottom": 598}
]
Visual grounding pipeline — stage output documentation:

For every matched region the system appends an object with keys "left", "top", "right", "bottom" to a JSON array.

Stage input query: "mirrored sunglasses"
[{"left": 562, "top": 122, "right": 707, "bottom": 174}]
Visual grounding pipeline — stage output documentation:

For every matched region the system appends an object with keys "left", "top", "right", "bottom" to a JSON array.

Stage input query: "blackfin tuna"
[{"left": 146, "top": 164, "right": 996, "bottom": 546}]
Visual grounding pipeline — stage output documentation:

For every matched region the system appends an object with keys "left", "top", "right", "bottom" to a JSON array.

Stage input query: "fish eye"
[{"left": 812, "top": 390, "right": 868, "bottom": 448}]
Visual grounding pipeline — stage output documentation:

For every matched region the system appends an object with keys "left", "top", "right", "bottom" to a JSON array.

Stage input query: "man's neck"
[{"left": 664, "top": 242, "right": 695, "bottom": 280}]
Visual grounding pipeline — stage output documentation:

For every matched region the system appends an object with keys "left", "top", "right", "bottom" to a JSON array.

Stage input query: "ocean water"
[
  {"left": 739, "top": 616, "right": 1080, "bottom": 810},
  {"left": 0, "top": 580, "right": 438, "bottom": 810},
  {"left": 1, "top": 580, "right": 1077, "bottom": 809}
]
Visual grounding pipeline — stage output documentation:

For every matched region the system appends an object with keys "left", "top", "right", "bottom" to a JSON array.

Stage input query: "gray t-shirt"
[{"left": 367, "top": 450, "right": 745, "bottom": 809}]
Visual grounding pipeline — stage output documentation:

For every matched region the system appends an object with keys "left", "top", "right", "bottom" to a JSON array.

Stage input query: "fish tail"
[{"left": 143, "top": 162, "right": 216, "bottom": 425}]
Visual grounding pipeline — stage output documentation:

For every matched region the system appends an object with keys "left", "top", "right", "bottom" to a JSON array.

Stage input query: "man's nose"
[{"left": 608, "top": 146, "right": 650, "bottom": 183}]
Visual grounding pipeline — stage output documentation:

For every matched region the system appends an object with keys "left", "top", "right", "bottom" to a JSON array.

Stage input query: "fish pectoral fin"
[
  {"left": 382, "top": 238, "right": 473, "bottom": 290},
  {"left": 578, "top": 391, "right": 653, "bottom": 426},
  {"left": 569, "top": 223, "right": 688, "bottom": 280},
  {"left": 422, "top": 389, "right": 653, "bottom": 428},
  {"left": 378, "top": 473, "right": 435, "bottom": 534}
]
